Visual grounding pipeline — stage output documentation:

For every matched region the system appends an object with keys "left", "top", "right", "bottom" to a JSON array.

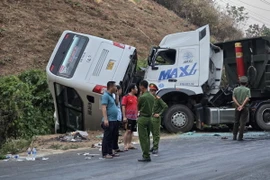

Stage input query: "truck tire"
[
  {"left": 255, "top": 104, "right": 270, "bottom": 130},
  {"left": 163, "top": 104, "right": 194, "bottom": 133}
]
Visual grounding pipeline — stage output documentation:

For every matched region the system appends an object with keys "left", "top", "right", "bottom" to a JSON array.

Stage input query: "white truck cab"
[{"left": 145, "top": 25, "right": 226, "bottom": 132}]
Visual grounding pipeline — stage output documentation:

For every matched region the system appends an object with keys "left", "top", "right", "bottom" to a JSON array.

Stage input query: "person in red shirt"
[{"left": 122, "top": 83, "right": 138, "bottom": 151}]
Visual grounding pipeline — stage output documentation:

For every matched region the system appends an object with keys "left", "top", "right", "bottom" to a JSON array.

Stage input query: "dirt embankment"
[{"left": 0, "top": 0, "right": 195, "bottom": 76}]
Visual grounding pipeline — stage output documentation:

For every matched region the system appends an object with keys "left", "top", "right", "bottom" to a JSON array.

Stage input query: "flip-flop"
[
  {"left": 115, "top": 149, "right": 124, "bottom": 153},
  {"left": 128, "top": 146, "right": 137, "bottom": 150}
]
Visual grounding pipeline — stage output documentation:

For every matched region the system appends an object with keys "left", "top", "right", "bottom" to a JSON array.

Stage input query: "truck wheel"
[
  {"left": 163, "top": 104, "right": 194, "bottom": 133},
  {"left": 256, "top": 104, "right": 270, "bottom": 130}
]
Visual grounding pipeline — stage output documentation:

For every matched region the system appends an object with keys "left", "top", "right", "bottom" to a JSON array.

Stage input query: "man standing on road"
[
  {"left": 232, "top": 76, "right": 251, "bottom": 141},
  {"left": 101, "top": 81, "right": 120, "bottom": 159},
  {"left": 149, "top": 83, "right": 168, "bottom": 155},
  {"left": 122, "top": 83, "right": 138, "bottom": 151},
  {"left": 112, "top": 85, "right": 124, "bottom": 153},
  {"left": 137, "top": 80, "right": 155, "bottom": 162}
]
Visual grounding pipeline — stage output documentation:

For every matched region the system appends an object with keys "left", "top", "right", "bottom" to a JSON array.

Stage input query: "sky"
[{"left": 216, "top": 0, "right": 270, "bottom": 29}]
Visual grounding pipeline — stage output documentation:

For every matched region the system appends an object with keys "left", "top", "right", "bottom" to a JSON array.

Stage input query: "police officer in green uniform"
[
  {"left": 232, "top": 76, "right": 251, "bottom": 141},
  {"left": 149, "top": 83, "right": 168, "bottom": 154},
  {"left": 137, "top": 80, "right": 155, "bottom": 162}
]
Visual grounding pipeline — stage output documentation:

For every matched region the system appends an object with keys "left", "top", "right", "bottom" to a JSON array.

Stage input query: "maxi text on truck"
[
  {"left": 46, "top": 31, "right": 138, "bottom": 133},
  {"left": 146, "top": 24, "right": 270, "bottom": 133}
]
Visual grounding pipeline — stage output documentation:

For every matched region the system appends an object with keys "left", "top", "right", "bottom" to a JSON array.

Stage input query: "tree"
[
  {"left": 153, "top": 0, "right": 245, "bottom": 41},
  {"left": 245, "top": 24, "right": 270, "bottom": 37},
  {"left": 226, "top": 3, "right": 249, "bottom": 28}
]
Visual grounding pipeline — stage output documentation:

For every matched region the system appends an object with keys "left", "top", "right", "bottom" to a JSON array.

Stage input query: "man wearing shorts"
[{"left": 122, "top": 83, "right": 138, "bottom": 151}]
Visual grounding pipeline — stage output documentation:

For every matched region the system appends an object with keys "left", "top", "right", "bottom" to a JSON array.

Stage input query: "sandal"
[
  {"left": 111, "top": 153, "right": 120, "bottom": 157},
  {"left": 115, "top": 149, "right": 124, "bottom": 153},
  {"left": 103, "top": 154, "right": 113, "bottom": 159},
  {"left": 128, "top": 146, "right": 137, "bottom": 150}
]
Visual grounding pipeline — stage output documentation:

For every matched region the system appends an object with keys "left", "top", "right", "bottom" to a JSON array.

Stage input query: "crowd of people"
[
  {"left": 100, "top": 80, "right": 168, "bottom": 162},
  {"left": 100, "top": 75, "right": 251, "bottom": 162}
]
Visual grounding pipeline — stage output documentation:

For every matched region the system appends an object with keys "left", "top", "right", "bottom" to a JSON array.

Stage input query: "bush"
[
  {"left": 0, "top": 70, "right": 54, "bottom": 148},
  {"left": 0, "top": 138, "right": 31, "bottom": 155}
]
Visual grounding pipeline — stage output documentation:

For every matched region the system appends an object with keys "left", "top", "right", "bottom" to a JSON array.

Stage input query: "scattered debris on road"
[
  {"left": 2, "top": 155, "right": 49, "bottom": 162},
  {"left": 59, "top": 131, "right": 89, "bottom": 142}
]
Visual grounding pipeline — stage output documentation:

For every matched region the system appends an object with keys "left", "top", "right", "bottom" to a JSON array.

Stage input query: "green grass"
[
  {"left": 49, "top": 144, "right": 62, "bottom": 150},
  {"left": 0, "top": 138, "right": 31, "bottom": 155},
  {"left": 61, "top": 144, "right": 79, "bottom": 150}
]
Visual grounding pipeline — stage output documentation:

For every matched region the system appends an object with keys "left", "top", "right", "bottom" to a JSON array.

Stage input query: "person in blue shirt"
[
  {"left": 101, "top": 81, "right": 120, "bottom": 159},
  {"left": 112, "top": 85, "right": 124, "bottom": 153}
]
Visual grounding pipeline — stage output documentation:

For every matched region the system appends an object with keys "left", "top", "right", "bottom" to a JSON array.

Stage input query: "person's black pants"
[
  {"left": 101, "top": 121, "right": 118, "bottom": 156},
  {"left": 112, "top": 121, "right": 120, "bottom": 150},
  {"left": 233, "top": 107, "right": 249, "bottom": 140}
]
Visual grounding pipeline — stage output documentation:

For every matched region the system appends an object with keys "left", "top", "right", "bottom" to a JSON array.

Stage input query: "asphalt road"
[{"left": 1, "top": 132, "right": 270, "bottom": 180}]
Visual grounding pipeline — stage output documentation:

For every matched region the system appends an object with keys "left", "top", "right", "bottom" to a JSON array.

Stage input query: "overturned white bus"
[{"left": 46, "top": 31, "right": 138, "bottom": 133}]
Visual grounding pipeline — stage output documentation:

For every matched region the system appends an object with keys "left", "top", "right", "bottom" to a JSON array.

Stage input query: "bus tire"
[
  {"left": 163, "top": 104, "right": 194, "bottom": 133},
  {"left": 255, "top": 104, "right": 270, "bottom": 131}
]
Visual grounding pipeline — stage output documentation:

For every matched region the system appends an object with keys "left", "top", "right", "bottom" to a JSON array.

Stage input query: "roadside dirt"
[
  {"left": 0, "top": 0, "right": 195, "bottom": 76},
  {"left": 28, "top": 129, "right": 177, "bottom": 156}
]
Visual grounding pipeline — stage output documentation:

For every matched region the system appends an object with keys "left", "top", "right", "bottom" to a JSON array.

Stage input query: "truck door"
[{"left": 144, "top": 48, "right": 179, "bottom": 89}]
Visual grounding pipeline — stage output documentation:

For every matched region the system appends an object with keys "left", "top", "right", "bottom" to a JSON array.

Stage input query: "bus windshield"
[
  {"left": 58, "top": 35, "right": 88, "bottom": 78},
  {"left": 50, "top": 33, "right": 89, "bottom": 78}
]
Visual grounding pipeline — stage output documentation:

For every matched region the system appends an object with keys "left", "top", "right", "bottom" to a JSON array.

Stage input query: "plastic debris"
[
  {"left": 42, "top": 157, "right": 49, "bottom": 161},
  {"left": 96, "top": 134, "right": 103, "bottom": 138},
  {"left": 213, "top": 134, "right": 221, "bottom": 136},
  {"left": 92, "top": 142, "right": 102, "bottom": 148},
  {"left": 6, "top": 154, "right": 12, "bottom": 159},
  {"left": 85, "top": 157, "right": 92, "bottom": 160},
  {"left": 27, "top": 147, "right": 32, "bottom": 156},
  {"left": 75, "top": 130, "right": 89, "bottom": 138},
  {"left": 59, "top": 131, "right": 89, "bottom": 142}
]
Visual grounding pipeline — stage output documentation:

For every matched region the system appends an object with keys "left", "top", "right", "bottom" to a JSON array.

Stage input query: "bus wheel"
[
  {"left": 256, "top": 104, "right": 270, "bottom": 130},
  {"left": 163, "top": 104, "right": 194, "bottom": 133}
]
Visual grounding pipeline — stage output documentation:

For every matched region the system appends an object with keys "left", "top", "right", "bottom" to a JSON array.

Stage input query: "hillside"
[{"left": 0, "top": 0, "right": 195, "bottom": 76}]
